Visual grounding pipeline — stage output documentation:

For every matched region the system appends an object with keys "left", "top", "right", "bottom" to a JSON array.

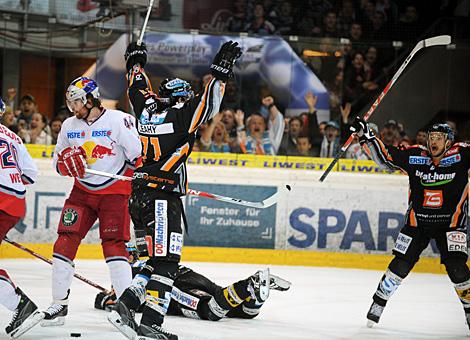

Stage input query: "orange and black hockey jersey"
[
  {"left": 127, "top": 65, "right": 225, "bottom": 195},
  {"left": 365, "top": 138, "right": 469, "bottom": 228}
]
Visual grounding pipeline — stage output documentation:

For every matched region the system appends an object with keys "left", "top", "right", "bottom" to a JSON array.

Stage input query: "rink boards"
[{"left": 1, "top": 156, "right": 465, "bottom": 274}]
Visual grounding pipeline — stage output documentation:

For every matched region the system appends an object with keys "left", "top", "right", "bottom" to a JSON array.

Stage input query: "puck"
[{"left": 70, "top": 333, "right": 81, "bottom": 337}]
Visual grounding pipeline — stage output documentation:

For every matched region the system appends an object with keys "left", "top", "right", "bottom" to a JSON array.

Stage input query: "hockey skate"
[
  {"left": 248, "top": 268, "right": 270, "bottom": 302},
  {"left": 366, "top": 301, "right": 384, "bottom": 328},
  {"left": 107, "top": 299, "right": 139, "bottom": 340},
  {"left": 136, "top": 323, "right": 178, "bottom": 340},
  {"left": 41, "top": 290, "right": 69, "bottom": 327},
  {"left": 269, "top": 273, "right": 291, "bottom": 291},
  {"left": 5, "top": 288, "right": 44, "bottom": 339}
]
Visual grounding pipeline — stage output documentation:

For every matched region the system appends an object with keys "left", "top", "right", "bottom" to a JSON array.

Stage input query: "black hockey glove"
[
  {"left": 210, "top": 40, "right": 242, "bottom": 82},
  {"left": 94, "top": 289, "right": 117, "bottom": 311},
  {"left": 125, "top": 42, "right": 148, "bottom": 72},
  {"left": 350, "top": 116, "right": 375, "bottom": 143}
]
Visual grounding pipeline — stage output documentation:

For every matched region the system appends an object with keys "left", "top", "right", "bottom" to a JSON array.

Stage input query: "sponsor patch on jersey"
[
  {"left": 415, "top": 170, "right": 455, "bottom": 186},
  {"left": 447, "top": 231, "right": 467, "bottom": 254},
  {"left": 393, "top": 232, "right": 412, "bottom": 254},
  {"left": 91, "top": 129, "right": 112, "bottom": 137},
  {"left": 440, "top": 154, "right": 461, "bottom": 166},
  {"left": 139, "top": 109, "right": 167, "bottom": 126},
  {"left": 154, "top": 200, "right": 168, "bottom": 257},
  {"left": 138, "top": 122, "right": 174, "bottom": 135},
  {"left": 169, "top": 232, "right": 183, "bottom": 256},
  {"left": 409, "top": 156, "right": 431, "bottom": 165},
  {"left": 62, "top": 208, "right": 78, "bottom": 227},
  {"left": 171, "top": 286, "right": 199, "bottom": 309},
  {"left": 66, "top": 131, "right": 85, "bottom": 139},
  {"left": 423, "top": 189, "right": 443, "bottom": 208}
]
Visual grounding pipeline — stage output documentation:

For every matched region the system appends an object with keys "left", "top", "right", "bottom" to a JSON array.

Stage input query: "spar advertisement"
[{"left": 5, "top": 159, "right": 468, "bottom": 258}]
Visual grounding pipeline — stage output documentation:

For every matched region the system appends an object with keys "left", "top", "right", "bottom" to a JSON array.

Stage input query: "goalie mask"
[{"left": 158, "top": 78, "right": 194, "bottom": 106}]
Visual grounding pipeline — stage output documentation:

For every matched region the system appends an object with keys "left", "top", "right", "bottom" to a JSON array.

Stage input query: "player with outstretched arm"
[
  {"left": 107, "top": 40, "right": 243, "bottom": 340},
  {"left": 350, "top": 118, "right": 470, "bottom": 328}
]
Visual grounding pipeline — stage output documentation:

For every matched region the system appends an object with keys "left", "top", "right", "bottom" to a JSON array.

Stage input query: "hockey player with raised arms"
[
  {"left": 40, "top": 77, "right": 141, "bottom": 326},
  {"left": 107, "top": 41, "right": 242, "bottom": 340},
  {"left": 0, "top": 98, "right": 41, "bottom": 338},
  {"left": 350, "top": 118, "right": 470, "bottom": 329}
]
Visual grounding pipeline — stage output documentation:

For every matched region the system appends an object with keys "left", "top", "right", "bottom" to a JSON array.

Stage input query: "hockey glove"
[
  {"left": 94, "top": 289, "right": 117, "bottom": 311},
  {"left": 350, "top": 116, "right": 375, "bottom": 143},
  {"left": 210, "top": 40, "right": 242, "bottom": 82},
  {"left": 57, "top": 146, "right": 87, "bottom": 178},
  {"left": 125, "top": 42, "right": 148, "bottom": 72}
]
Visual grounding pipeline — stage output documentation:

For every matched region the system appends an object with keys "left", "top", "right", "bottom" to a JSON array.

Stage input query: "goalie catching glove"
[
  {"left": 349, "top": 116, "right": 375, "bottom": 143},
  {"left": 57, "top": 146, "right": 87, "bottom": 178},
  {"left": 210, "top": 40, "right": 242, "bottom": 81},
  {"left": 124, "top": 42, "right": 147, "bottom": 72}
]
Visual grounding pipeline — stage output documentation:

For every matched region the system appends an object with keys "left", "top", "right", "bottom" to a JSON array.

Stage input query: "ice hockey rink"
[{"left": 0, "top": 260, "right": 468, "bottom": 340}]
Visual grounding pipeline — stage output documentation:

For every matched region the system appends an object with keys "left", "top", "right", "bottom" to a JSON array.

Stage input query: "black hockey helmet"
[
  {"left": 158, "top": 78, "right": 194, "bottom": 106},
  {"left": 426, "top": 123, "right": 454, "bottom": 142}
]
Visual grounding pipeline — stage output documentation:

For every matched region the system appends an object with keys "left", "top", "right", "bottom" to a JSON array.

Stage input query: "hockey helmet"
[
  {"left": 65, "top": 76, "right": 100, "bottom": 112},
  {"left": 426, "top": 123, "right": 454, "bottom": 142},
  {"left": 0, "top": 98, "right": 5, "bottom": 116},
  {"left": 158, "top": 78, "right": 194, "bottom": 105}
]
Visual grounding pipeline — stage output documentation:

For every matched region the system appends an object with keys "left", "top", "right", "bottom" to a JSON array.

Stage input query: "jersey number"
[
  {"left": 0, "top": 138, "right": 18, "bottom": 169},
  {"left": 140, "top": 136, "right": 161, "bottom": 162}
]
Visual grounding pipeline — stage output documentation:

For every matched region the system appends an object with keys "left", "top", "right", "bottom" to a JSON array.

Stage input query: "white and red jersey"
[
  {"left": 53, "top": 109, "right": 141, "bottom": 195},
  {"left": 0, "top": 124, "right": 38, "bottom": 217}
]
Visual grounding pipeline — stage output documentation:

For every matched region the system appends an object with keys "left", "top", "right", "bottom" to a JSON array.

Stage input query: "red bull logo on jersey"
[{"left": 81, "top": 141, "right": 115, "bottom": 165}]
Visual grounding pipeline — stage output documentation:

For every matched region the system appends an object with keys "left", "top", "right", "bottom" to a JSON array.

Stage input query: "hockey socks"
[
  {"left": 106, "top": 257, "right": 132, "bottom": 298},
  {"left": 51, "top": 255, "right": 75, "bottom": 301},
  {"left": 0, "top": 270, "right": 20, "bottom": 311},
  {"left": 367, "top": 269, "right": 403, "bottom": 327}
]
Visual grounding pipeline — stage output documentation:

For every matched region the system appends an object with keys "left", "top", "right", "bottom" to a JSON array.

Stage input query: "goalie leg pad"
[{"left": 373, "top": 269, "right": 404, "bottom": 304}]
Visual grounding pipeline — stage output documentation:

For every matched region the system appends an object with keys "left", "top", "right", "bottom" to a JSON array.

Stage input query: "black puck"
[{"left": 70, "top": 333, "right": 81, "bottom": 337}]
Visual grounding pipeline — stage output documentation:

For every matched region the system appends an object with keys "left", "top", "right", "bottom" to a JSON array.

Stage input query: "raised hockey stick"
[
  {"left": 319, "top": 35, "right": 452, "bottom": 182},
  {"left": 85, "top": 168, "right": 291, "bottom": 209},
  {"left": 3, "top": 237, "right": 108, "bottom": 293},
  {"left": 137, "top": 0, "right": 155, "bottom": 46}
]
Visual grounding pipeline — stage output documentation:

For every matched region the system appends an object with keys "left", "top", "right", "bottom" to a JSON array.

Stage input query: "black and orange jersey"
[
  {"left": 127, "top": 65, "right": 225, "bottom": 194},
  {"left": 366, "top": 137, "right": 470, "bottom": 228}
]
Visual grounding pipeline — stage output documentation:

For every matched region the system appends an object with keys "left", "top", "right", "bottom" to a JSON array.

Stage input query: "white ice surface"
[{"left": 0, "top": 260, "right": 468, "bottom": 340}]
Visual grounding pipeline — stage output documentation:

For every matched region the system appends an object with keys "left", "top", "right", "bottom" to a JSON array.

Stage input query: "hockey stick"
[
  {"left": 85, "top": 168, "right": 291, "bottom": 209},
  {"left": 3, "top": 237, "right": 108, "bottom": 293},
  {"left": 319, "top": 35, "right": 452, "bottom": 182},
  {"left": 137, "top": 0, "right": 155, "bottom": 46}
]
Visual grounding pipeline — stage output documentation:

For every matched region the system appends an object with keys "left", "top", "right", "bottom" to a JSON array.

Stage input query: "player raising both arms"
[
  {"left": 40, "top": 77, "right": 141, "bottom": 326},
  {"left": 107, "top": 41, "right": 242, "bottom": 340},
  {"left": 0, "top": 98, "right": 42, "bottom": 338},
  {"left": 350, "top": 118, "right": 470, "bottom": 328}
]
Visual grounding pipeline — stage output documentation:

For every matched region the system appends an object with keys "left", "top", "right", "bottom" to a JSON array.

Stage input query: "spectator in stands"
[
  {"left": 345, "top": 122, "right": 378, "bottom": 160},
  {"left": 244, "top": 3, "right": 276, "bottom": 35},
  {"left": 315, "top": 9, "right": 340, "bottom": 37},
  {"left": 359, "top": 1, "right": 376, "bottom": 32},
  {"left": 326, "top": 70, "right": 344, "bottom": 119},
  {"left": 343, "top": 51, "right": 366, "bottom": 107},
  {"left": 49, "top": 117, "right": 63, "bottom": 145},
  {"left": 1, "top": 106, "right": 18, "bottom": 134},
  {"left": 200, "top": 113, "right": 231, "bottom": 153},
  {"left": 54, "top": 105, "right": 72, "bottom": 122},
  {"left": 29, "top": 112, "right": 52, "bottom": 145},
  {"left": 272, "top": 0, "right": 295, "bottom": 35},
  {"left": 380, "top": 119, "right": 401, "bottom": 146},
  {"left": 399, "top": 5, "right": 422, "bottom": 40},
  {"left": 6, "top": 87, "right": 18, "bottom": 115},
  {"left": 319, "top": 120, "right": 340, "bottom": 158},
  {"left": 445, "top": 119, "right": 458, "bottom": 140},
  {"left": 220, "top": 108, "right": 243, "bottom": 153},
  {"left": 228, "top": 0, "right": 248, "bottom": 32},
  {"left": 368, "top": 11, "right": 391, "bottom": 40},
  {"left": 18, "top": 94, "right": 38, "bottom": 128},
  {"left": 278, "top": 116, "right": 303, "bottom": 155},
  {"left": 364, "top": 46, "right": 381, "bottom": 80},
  {"left": 349, "top": 21, "right": 363, "bottom": 43},
  {"left": 414, "top": 128, "right": 427, "bottom": 146},
  {"left": 337, "top": 0, "right": 357, "bottom": 37},
  {"left": 240, "top": 96, "right": 284, "bottom": 155},
  {"left": 296, "top": 134, "right": 317, "bottom": 157},
  {"left": 220, "top": 79, "right": 241, "bottom": 110},
  {"left": 299, "top": 92, "right": 322, "bottom": 155}
]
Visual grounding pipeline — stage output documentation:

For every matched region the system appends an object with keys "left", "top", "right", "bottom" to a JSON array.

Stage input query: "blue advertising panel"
[{"left": 184, "top": 183, "right": 277, "bottom": 249}]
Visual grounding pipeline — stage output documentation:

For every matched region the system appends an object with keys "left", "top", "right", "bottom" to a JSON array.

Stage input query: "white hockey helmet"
[{"left": 65, "top": 76, "right": 100, "bottom": 111}]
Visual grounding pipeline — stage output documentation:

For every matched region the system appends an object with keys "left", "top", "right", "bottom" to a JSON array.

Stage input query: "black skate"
[
  {"left": 248, "top": 269, "right": 270, "bottom": 302},
  {"left": 136, "top": 323, "right": 178, "bottom": 340},
  {"left": 107, "top": 299, "right": 139, "bottom": 340},
  {"left": 366, "top": 301, "right": 384, "bottom": 328},
  {"left": 5, "top": 288, "right": 44, "bottom": 339},
  {"left": 41, "top": 290, "right": 69, "bottom": 327},
  {"left": 466, "top": 313, "right": 470, "bottom": 330}
]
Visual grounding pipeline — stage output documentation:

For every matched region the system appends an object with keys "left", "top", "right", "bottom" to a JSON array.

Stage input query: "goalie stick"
[
  {"left": 319, "top": 35, "right": 452, "bottom": 182},
  {"left": 85, "top": 168, "right": 290, "bottom": 209},
  {"left": 3, "top": 237, "right": 108, "bottom": 293}
]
